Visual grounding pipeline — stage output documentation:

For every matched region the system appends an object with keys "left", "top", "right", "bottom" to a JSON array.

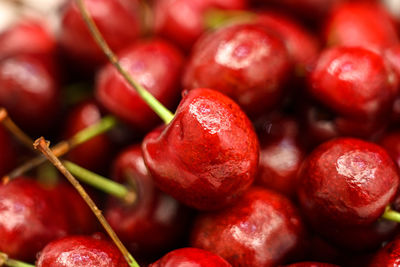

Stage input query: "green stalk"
[
  {"left": 0, "top": 252, "right": 35, "bottom": 267},
  {"left": 382, "top": 205, "right": 400, "bottom": 223}
]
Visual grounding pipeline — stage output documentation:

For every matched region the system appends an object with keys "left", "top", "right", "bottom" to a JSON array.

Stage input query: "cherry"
[
  {"left": 152, "top": 0, "right": 247, "bottom": 51},
  {"left": 36, "top": 234, "right": 129, "bottom": 267},
  {"left": 0, "top": 177, "right": 69, "bottom": 261},
  {"left": 297, "top": 138, "right": 399, "bottom": 229},
  {"left": 0, "top": 53, "right": 60, "bottom": 133},
  {"left": 149, "top": 248, "right": 232, "bottom": 267},
  {"left": 183, "top": 24, "right": 291, "bottom": 117},
  {"left": 255, "top": 115, "right": 305, "bottom": 198},
  {"left": 191, "top": 187, "right": 307, "bottom": 266},
  {"left": 60, "top": 0, "right": 144, "bottom": 70},
  {"left": 96, "top": 39, "right": 184, "bottom": 132},
  {"left": 368, "top": 237, "right": 400, "bottom": 266},
  {"left": 63, "top": 100, "right": 112, "bottom": 171},
  {"left": 105, "top": 145, "right": 189, "bottom": 256},
  {"left": 142, "top": 88, "right": 259, "bottom": 210},
  {"left": 323, "top": 2, "right": 398, "bottom": 51},
  {"left": 380, "top": 131, "right": 400, "bottom": 168}
]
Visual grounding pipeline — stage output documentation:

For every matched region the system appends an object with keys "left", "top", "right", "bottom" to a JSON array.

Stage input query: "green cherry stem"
[
  {"left": 63, "top": 160, "right": 136, "bottom": 204},
  {"left": 382, "top": 205, "right": 400, "bottom": 223},
  {"left": 204, "top": 9, "right": 256, "bottom": 30},
  {"left": 2, "top": 115, "right": 117, "bottom": 182},
  {"left": 0, "top": 252, "right": 35, "bottom": 267},
  {"left": 75, "top": 0, "right": 174, "bottom": 124},
  {"left": 34, "top": 137, "right": 140, "bottom": 267}
]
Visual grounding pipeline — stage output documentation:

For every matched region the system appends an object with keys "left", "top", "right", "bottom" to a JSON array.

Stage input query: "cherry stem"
[
  {"left": 33, "top": 137, "right": 140, "bottom": 267},
  {"left": 382, "top": 205, "right": 400, "bottom": 223},
  {"left": 204, "top": 9, "right": 256, "bottom": 30},
  {"left": 63, "top": 160, "right": 136, "bottom": 204},
  {"left": 75, "top": 0, "right": 174, "bottom": 124},
  {"left": 0, "top": 108, "right": 35, "bottom": 150},
  {"left": 0, "top": 252, "right": 34, "bottom": 267},
  {"left": 2, "top": 115, "right": 117, "bottom": 182}
]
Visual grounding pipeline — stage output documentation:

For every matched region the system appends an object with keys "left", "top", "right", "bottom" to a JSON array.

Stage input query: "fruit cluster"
[{"left": 2, "top": 0, "right": 400, "bottom": 266}]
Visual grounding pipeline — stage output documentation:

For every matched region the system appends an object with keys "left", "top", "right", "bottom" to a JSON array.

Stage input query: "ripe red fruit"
[
  {"left": 149, "top": 248, "right": 232, "bottom": 267},
  {"left": 152, "top": 0, "right": 247, "bottom": 51},
  {"left": 380, "top": 131, "right": 400, "bottom": 168},
  {"left": 36, "top": 235, "right": 129, "bottom": 267},
  {"left": 324, "top": 2, "right": 398, "bottom": 51},
  {"left": 96, "top": 39, "right": 184, "bottom": 132},
  {"left": 297, "top": 138, "right": 399, "bottom": 228},
  {"left": 142, "top": 88, "right": 259, "bottom": 210},
  {"left": 191, "top": 187, "right": 307, "bottom": 266},
  {"left": 183, "top": 24, "right": 291, "bottom": 117},
  {"left": 105, "top": 145, "right": 189, "bottom": 255},
  {"left": 0, "top": 178, "right": 69, "bottom": 261},
  {"left": 60, "top": 0, "right": 143, "bottom": 69},
  {"left": 369, "top": 238, "right": 400, "bottom": 266}
]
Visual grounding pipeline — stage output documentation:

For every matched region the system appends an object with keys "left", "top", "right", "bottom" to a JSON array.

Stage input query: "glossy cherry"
[
  {"left": 191, "top": 187, "right": 307, "bottom": 266},
  {"left": 183, "top": 24, "right": 291, "bottom": 117},
  {"left": 96, "top": 39, "right": 184, "bottom": 132},
  {"left": 323, "top": 2, "right": 398, "bottom": 51},
  {"left": 60, "top": 0, "right": 143, "bottom": 69},
  {"left": 149, "top": 248, "right": 232, "bottom": 267},
  {"left": 142, "top": 88, "right": 259, "bottom": 210},
  {"left": 297, "top": 138, "right": 399, "bottom": 229},
  {"left": 105, "top": 145, "right": 189, "bottom": 256},
  {"left": 369, "top": 238, "right": 400, "bottom": 266},
  {"left": 36, "top": 235, "right": 129, "bottom": 267},
  {"left": 0, "top": 177, "right": 69, "bottom": 261},
  {"left": 152, "top": 0, "right": 247, "bottom": 51},
  {"left": 63, "top": 100, "right": 111, "bottom": 171}
]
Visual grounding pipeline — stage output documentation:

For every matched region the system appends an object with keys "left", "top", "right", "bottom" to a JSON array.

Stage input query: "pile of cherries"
[{"left": 3, "top": 0, "right": 400, "bottom": 266}]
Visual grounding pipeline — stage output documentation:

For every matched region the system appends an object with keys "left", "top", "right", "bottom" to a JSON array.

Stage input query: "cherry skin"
[
  {"left": 384, "top": 45, "right": 400, "bottom": 124},
  {"left": 149, "top": 248, "right": 232, "bottom": 267},
  {"left": 0, "top": 177, "right": 70, "bottom": 261},
  {"left": 0, "top": 53, "right": 60, "bottom": 133},
  {"left": 183, "top": 24, "right": 291, "bottom": 117},
  {"left": 105, "top": 145, "right": 189, "bottom": 256},
  {"left": 63, "top": 100, "right": 111, "bottom": 171},
  {"left": 323, "top": 2, "right": 398, "bottom": 51},
  {"left": 368, "top": 238, "right": 400, "bottom": 266},
  {"left": 60, "top": 0, "right": 143, "bottom": 69},
  {"left": 191, "top": 187, "right": 307, "bottom": 266},
  {"left": 96, "top": 39, "right": 184, "bottom": 132},
  {"left": 142, "top": 88, "right": 259, "bottom": 210},
  {"left": 36, "top": 235, "right": 129, "bottom": 267},
  {"left": 297, "top": 138, "right": 399, "bottom": 229},
  {"left": 380, "top": 131, "right": 400, "bottom": 169},
  {"left": 152, "top": 0, "right": 247, "bottom": 51}
]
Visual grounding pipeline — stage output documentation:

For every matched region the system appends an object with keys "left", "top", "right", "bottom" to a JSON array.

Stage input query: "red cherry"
[
  {"left": 63, "top": 100, "right": 111, "bottom": 171},
  {"left": 0, "top": 177, "right": 69, "bottom": 261},
  {"left": 183, "top": 24, "right": 291, "bottom": 117},
  {"left": 369, "top": 238, "right": 400, "bottom": 266},
  {"left": 297, "top": 138, "right": 399, "bottom": 228},
  {"left": 60, "top": 0, "right": 143, "bottom": 69},
  {"left": 36, "top": 235, "right": 129, "bottom": 267},
  {"left": 153, "top": 0, "right": 247, "bottom": 51},
  {"left": 191, "top": 187, "right": 307, "bottom": 266},
  {"left": 149, "top": 248, "right": 232, "bottom": 267},
  {"left": 96, "top": 39, "right": 184, "bottom": 132},
  {"left": 105, "top": 145, "right": 189, "bottom": 256},
  {"left": 0, "top": 53, "right": 60, "bottom": 133},
  {"left": 142, "top": 88, "right": 259, "bottom": 210},
  {"left": 380, "top": 131, "right": 400, "bottom": 168},
  {"left": 324, "top": 2, "right": 398, "bottom": 51}
]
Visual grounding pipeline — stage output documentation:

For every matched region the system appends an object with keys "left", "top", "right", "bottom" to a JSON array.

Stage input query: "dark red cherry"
[
  {"left": 183, "top": 24, "right": 291, "bottom": 117},
  {"left": 0, "top": 20, "right": 56, "bottom": 59},
  {"left": 384, "top": 45, "right": 400, "bottom": 124},
  {"left": 96, "top": 39, "right": 184, "bottom": 132},
  {"left": 0, "top": 125, "right": 16, "bottom": 176},
  {"left": 297, "top": 138, "right": 399, "bottom": 228},
  {"left": 0, "top": 177, "right": 69, "bottom": 261},
  {"left": 0, "top": 53, "right": 60, "bottom": 133},
  {"left": 324, "top": 2, "right": 398, "bottom": 51},
  {"left": 105, "top": 145, "right": 189, "bottom": 256},
  {"left": 36, "top": 235, "right": 129, "bottom": 267},
  {"left": 380, "top": 131, "right": 400, "bottom": 168},
  {"left": 152, "top": 0, "right": 247, "bottom": 51},
  {"left": 369, "top": 238, "right": 400, "bottom": 266},
  {"left": 142, "top": 88, "right": 259, "bottom": 210},
  {"left": 256, "top": 116, "right": 305, "bottom": 198},
  {"left": 60, "top": 0, "right": 143, "bottom": 69},
  {"left": 191, "top": 187, "right": 307, "bottom": 266},
  {"left": 284, "top": 262, "right": 339, "bottom": 267},
  {"left": 63, "top": 100, "right": 111, "bottom": 171},
  {"left": 149, "top": 248, "right": 232, "bottom": 267}
]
